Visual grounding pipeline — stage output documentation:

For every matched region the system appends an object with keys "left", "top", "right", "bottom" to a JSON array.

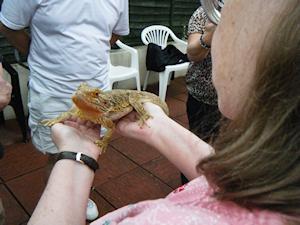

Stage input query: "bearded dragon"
[{"left": 41, "top": 83, "right": 169, "bottom": 152}]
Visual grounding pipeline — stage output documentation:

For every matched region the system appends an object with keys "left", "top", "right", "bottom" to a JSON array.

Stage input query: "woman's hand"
[
  {"left": 0, "top": 64, "right": 12, "bottom": 110},
  {"left": 51, "top": 118, "right": 101, "bottom": 160},
  {"left": 115, "top": 102, "right": 169, "bottom": 144},
  {"left": 187, "top": 21, "right": 216, "bottom": 62},
  {"left": 202, "top": 21, "right": 216, "bottom": 46}
]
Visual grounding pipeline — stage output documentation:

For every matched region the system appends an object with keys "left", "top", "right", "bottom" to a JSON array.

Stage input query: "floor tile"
[
  {"left": 174, "top": 114, "right": 189, "bottom": 126},
  {"left": 142, "top": 156, "right": 182, "bottom": 189},
  {"left": 6, "top": 168, "right": 47, "bottom": 214},
  {"left": 90, "top": 190, "right": 116, "bottom": 217},
  {"left": 0, "top": 142, "right": 48, "bottom": 181},
  {"left": 0, "top": 120, "right": 25, "bottom": 146},
  {"left": 110, "top": 131, "right": 122, "bottom": 141},
  {"left": 0, "top": 184, "right": 29, "bottom": 225},
  {"left": 166, "top": 79, "right": 187, "bottom": 97},
  {"left": 96, "top": 167, "right": 172, "bottom": 208},
  {"left": 143, "top": 83, "right": 159, "bottom": 96},
  {"left": 173, "top": 76, "right": 186, "bottom": 85},
  {"left": 166, "top": 97, "right": 187, "bottom": 118},
  {"left": 93, "top": 146, "right": 138, "bottom": 186},
  {"left": 173, "top": 93, "right": 188, "bottom": 102},
  {"left": 110, "top": 138, "right": 161, "bottom": 165}
]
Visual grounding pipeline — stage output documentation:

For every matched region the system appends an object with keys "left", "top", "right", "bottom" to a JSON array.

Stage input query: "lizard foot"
[
  {"left": 40, "top": 118, "right": 61, "bottom": 127},
  {"left": 137, "top": 114, "right": 152, "bottom": 128},
  {"left": 94, "top": 140, "right": 108, "bottom": 153},
  {"left": 40, "top": 112, "right": 74, "bottom": 127}
]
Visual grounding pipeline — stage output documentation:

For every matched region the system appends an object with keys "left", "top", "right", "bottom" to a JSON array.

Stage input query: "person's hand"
[
  {"left": 202, "top": 21, "right": 217, "bottom": 46},
  {"left": 51, "top": 118, "right": 101, "bottom": 160},
  {"left": 115, "top": 102, "right": 169, "bottom": 144},
  {"left": 0, "top": 65, "right": 12, "bottom": 110}
]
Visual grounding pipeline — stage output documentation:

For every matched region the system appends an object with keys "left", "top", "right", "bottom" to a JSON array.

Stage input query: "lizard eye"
[{"left": 93, "top": 91, "right": 100, "bottom": 97}]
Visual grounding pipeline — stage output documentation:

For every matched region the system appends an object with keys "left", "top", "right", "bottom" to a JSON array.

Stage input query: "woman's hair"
[{"left": 199, "top": 0, "right": 300, "bottom": 222}]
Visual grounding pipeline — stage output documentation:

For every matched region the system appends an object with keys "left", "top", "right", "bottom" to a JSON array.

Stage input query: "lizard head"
[{"left": 72, "top": 83, "right": 113, "bottom": 115}]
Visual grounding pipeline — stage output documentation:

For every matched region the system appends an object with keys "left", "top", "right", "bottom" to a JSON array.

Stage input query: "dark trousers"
[{"left": 181, "top": 93, "right": 222, "bottom": 184}]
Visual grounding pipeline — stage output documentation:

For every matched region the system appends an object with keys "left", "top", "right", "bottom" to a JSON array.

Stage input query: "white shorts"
[
  {"left": 28, "top": 89, "right": 73, "bottom": 154},
  {"left": 28, "top": 89, "right": 106, "bottom": 154}
]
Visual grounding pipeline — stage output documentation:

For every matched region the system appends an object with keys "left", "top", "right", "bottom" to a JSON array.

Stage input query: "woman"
[
  {"left": 28, "top": 0, "right": 299, "bottom": 224},
  {"left": 185, "top": 6, "right": 221, "bottom": 142}
]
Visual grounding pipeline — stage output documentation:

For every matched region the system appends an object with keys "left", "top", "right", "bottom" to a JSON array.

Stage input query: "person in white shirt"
[{"left": 0, "top": 0, "right": 129, "bottom": 221}]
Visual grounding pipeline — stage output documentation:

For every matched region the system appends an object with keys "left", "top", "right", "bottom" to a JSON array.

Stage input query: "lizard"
[{"left": 41, "top": 83, "right": 169, "bottom": 153}]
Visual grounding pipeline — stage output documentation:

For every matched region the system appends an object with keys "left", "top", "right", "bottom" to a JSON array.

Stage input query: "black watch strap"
[{"left": 56, "top": 151, "right": 99, "bottom": 172}]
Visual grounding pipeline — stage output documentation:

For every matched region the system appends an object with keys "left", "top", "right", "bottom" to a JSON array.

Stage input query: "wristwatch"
[
  {"left": 199, "top": 34, "right": 211, "bottom": 49},
  {"left": 56, "top": 151, "right": 99, "bottom": 172}
]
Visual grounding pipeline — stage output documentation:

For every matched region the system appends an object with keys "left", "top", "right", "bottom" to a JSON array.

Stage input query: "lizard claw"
[
  {"left": 40, "top": 119, "right": 58, "bottom": 127},
  {"left": 94, "top": 140, "right": 108, "bottom": 153},
  {"left": 137, "top": 114, "right": 152, "bottom": 128}
]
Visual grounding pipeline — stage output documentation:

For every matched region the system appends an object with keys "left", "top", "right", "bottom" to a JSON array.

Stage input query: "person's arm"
[
  {"left": 116, "top": 103, "right": 214, "bottom": 180},
  {"left": 0, "top": 0, "right": 39, "bottom": 57},
  {"left": 28, "top": 120, "right": 101, "bottom": 225},
  {"left": 0, "top": 61, "right": 12, "bottom": 110},
  {"left": 0, "top": 23, "right": 30, "bottom": 57},
  {"left": 110, "top": 33, "right": 120, "bottom": 46},
  {"left": 187, "top": 21, "right": 216, "bottom": 62},
  {"left": 109, "top": 0, "right": 129, "bottom": 47}
]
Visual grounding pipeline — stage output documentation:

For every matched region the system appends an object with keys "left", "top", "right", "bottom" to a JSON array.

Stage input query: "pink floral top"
[{"left": 92, "top": 176, "right": 283, "bottom": 225}]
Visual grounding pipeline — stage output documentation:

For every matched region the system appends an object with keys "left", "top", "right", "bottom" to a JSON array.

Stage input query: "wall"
[{"left": 2, "top": 43, "right": 187, "bottom": 120}]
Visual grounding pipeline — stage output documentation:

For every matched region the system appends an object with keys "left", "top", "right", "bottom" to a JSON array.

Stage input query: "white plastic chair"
[
  {"left": 141, "top": 25, "right": 189, "bottom": 101},
  {"left": 108, "top": 40, "right": 141, "bottom": 91}
]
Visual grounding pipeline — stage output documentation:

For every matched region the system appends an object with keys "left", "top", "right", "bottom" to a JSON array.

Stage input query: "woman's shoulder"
[
  {"left": 167, "top": 176, "right": 284, "bottom": 225},
  {"left": 92, "top": 176, "right": 284, "bottom": 225},
  {"left": 188, "top": 7, "right": 207, "bottom": 34}
]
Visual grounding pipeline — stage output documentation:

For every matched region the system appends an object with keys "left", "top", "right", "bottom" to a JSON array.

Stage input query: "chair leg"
[
  {"left": 143, "top": 71, "right": 150, "bottom": 91},
  {"left": 170, "top": 71, "right": 175, "bottom": 80},
  {"left": 168, "top": 71, "right": 175, "bottom": 85},
  {"left": 135, "top": 73, "right": 141, "bottom": 91},
  {"left": 2, "top": 61, "right": 29, "bottom": 142},
  {"left": 159, "top": 71, "right": 170, "bottom": 101},
  {"left": 10, "top": 99, "right": 28, "bottom": 143},
  {"left": 108, "top": 82, "right": 113, "bottom": 91}
]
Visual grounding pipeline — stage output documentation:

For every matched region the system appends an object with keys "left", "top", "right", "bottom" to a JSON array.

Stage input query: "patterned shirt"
[
  {"left": 92, "top": 176, "right": 283, "bottom": 225},
  {"left": 186, "top": 7, "right": 218, "bottom": 105}
]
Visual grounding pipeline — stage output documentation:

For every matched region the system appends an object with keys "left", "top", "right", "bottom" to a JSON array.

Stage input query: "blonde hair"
[{"left": 199, "top": 0, "right": 300, "bottom": 222}]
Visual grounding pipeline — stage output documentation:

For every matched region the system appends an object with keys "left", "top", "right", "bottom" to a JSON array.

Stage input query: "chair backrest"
[{"left": 141, "top": 25, "right": 179, "bottom": 49}]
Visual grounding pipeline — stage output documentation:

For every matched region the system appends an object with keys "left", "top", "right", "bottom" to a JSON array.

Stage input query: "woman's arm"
[
  {"left": 116, "top": 103, "right": 214, "bottom": 180},
  {"left": 28, "top": 120, "right": 101, "bottom": 225},
  {"left": 187, "top": 22, "right": 216, "bottom": 62},
  {"left": 28, "top": 158, "right": 95, "bottom": 225}
]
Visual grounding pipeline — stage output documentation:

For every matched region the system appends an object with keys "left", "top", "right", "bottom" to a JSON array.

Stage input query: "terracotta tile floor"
[{"left": 0, "top": 77, "right": 188, "bottom": 225}]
